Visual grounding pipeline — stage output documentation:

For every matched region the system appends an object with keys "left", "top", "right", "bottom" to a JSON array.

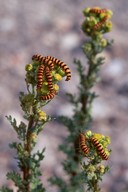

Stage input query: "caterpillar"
[
  {"left": 43, "top": 58, "right": 54, "bottom": 71},
  {"left": 37, "top": 64, "right": 45, "bottom": 90},
  {"left": 91, "top": 137, "right": 108, "bottom": 160},
  {"left": 40, "top": 92, "right": 55, "bottom": 100},
  {"left": 79, "top": 133, "right": 89, "bottom": 155},
  {"left": 32, "top": 54, "right": 44, "bottom": 62},
  {"left": 93, "top": 16, "right": 108, "bottom": 30},
  {"left": 45, "top": 67, "right": 54, "bottom": 93},
  {"left": 90, "top": 8, "right": 107, "bottom": 14},
  {"left": 32, "top": 54, "right": 54, "bottom": 71},
  {"left": 46, "top": 56, "right": 71, "bottom": 81}
]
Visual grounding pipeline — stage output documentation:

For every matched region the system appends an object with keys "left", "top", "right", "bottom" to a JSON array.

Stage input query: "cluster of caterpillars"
[
  {"left": 89, "top": 8, "right": 108, "bottom": 30},
  {"left": 32, "top": 54, "right": 71, "bottom": 100},
  {"left": 79, "top": 133, "right": 108, "bottom": 160}
]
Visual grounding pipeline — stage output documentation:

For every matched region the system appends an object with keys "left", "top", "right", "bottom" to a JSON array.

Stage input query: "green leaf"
[{"left": 7, "top": 171, "right": 25, "bottom": 190}]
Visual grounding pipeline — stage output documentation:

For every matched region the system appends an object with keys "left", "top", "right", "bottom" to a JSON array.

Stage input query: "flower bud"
[
  {"left": 38, "top": 111, "right": 47, "bottom": 121},
  {"left": 98, "top": 165, "right": 105, "bottom": 173},
  {"left": 88, "top": 165, "right": 96, "bottom": 172},
  {"left": 86, "top": 130, "right": 92, "bottom": 138},
  {"left": 83, "top": 43, "right": 92, "bottom": 53},
  {"left": 54, "top": 84, "right": 59, "bottom": 91},
  {"left": 107, "top": 10, "right": 113, "bottom": 17},
  {"left": 101, "top": 39, "right": 107, "bottom": 47},
  {"left": 54, "top": 73, "right": 63, "bottom": 81},
  {"left": 105, "top": 21, "right": 112, "bottom": 32},
  {"left": 83, "top": 8, "right": 91, "bottom": 16},
  {"left": 100, "top": 13, "right": 107, "bottom": 19},
  {"left": 25, "top": 64, "right": 33, "bottom": 71},
  {"left": 93, "top": 133, "right": 103, "bottom": 141}
]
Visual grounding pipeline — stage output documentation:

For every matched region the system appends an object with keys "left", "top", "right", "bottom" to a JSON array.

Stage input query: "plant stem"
[{"left": 23, "top": 115, "right": 34, "bottom": 192}]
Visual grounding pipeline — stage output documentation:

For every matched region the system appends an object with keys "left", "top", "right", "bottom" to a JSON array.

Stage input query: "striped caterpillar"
[
  {"left": 45, "top": 67, "right": 54, "bottom": 93},
  {"left": 40, "top": 92, "right": 55, "bottom": 100},
  {"left": 90, "top": 8, "right": 107, "bottom": 14},
  {"left": 46, "top": 56, "right": 71, "bottom": 81},
  {"left": 37, "top": 64, "right": 45, "bottom": 90},
  {"left": 79, "top": 133, "right": 89, "bottom": 155},
  {"left": 32, "top": 54, "right": 54, "bottom": 71},
  {"left": 91, "top": 137, "right": 108, "bottom": 160},
  {"left": 93, "top": 16, "right": 108, "bottom": 30}
]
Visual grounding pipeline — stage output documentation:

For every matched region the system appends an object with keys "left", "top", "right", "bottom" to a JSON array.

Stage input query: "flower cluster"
[
  {"left": 82, "top": 7, "right": 113, "bottom": 37},
  {"left": 25, "top": 54, "right": 71, "bottom": 101},
  {"left": 79, "top": 130, "right": 111, "bottom": 160},
  {"left": 79, "top": 131, "right": 111, "bottom": 190}
]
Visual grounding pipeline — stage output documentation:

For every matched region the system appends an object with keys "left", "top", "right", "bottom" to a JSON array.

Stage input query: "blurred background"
[{"left": 0, "top": 0, "right": 128, "bottom": 191}]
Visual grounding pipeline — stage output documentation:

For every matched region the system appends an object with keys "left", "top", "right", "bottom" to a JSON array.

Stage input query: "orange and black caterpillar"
[
  {"left": 37, "top": 64, "right": 45, "bottom": 90},
  {"left": 32, "top": 54, "right": 54, "bottom": 71},
  {"left": 32, "top": 54, "right": 43, "bottom": 62},
  {"left": 45, "top": 67, "right": 54, "bottom": 93},
  {"left": 90, "top": 137, "right": 108, "bottom": 160},
  {"left": 93, "top": 16, "right": 108, "bottom": 30},
  {"left": 90, "top": 8, "right": 107, "bottom": 14},
  {"left": 79, "top": 133, "right": 89, "bottom": 155},
  {"left": 46, "top": 56, "right": 71, "bottom": 81},
  {"left": 40, "top": 92, "right": 55, "bottom": 100}
]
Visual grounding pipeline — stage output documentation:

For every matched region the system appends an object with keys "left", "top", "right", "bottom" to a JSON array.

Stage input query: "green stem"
[{"left": 23, "top": 115, "right": 34, "bottom": 192}]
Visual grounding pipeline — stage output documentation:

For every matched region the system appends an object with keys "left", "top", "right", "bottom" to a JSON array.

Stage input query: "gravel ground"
[{"left": 0, "top": 1, "right": 128, "bottom": 192}]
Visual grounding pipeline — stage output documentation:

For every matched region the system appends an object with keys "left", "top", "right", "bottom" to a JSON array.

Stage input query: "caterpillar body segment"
[
  {"left": 79, "top": 133, "right": 89, "bottom": 155},
  {"left": 93, "top": 16, "right": 108, "bottom": 30},
  {"left": 37, "top": 64, "right": 45, "bottom": 90},
  {"left": 45, "top": 67, "right": 54, "bottom": 93},
  {"left": 40, "top": 92, "right": 55, "bottom": 100},
  {"left": 90, "top": 8, "right": 107, "bottom": 14},
  {"left": 91, "top": 137, "right": 108, "bottom": 160},
  {"left": 46, "top": 56, "right": 71, "bottom": 81}
]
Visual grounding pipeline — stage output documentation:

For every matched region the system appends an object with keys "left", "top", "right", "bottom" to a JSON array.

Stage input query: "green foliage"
[
  {"left": 0, "top": 5, "right": 113, "bottom": 192},
  {"left": 6, "top": 115, "right": 26, "bottom": 141},
  {"left": 7, "top": 172, "right": 25, "bottom": 190},
  {"left": 1, "top": 50, "right": 69, "bottom": 191},
  {"left": 0, "top": 187, "right": 13, "bottom": 192},
  {"left": 49, "top": 6, "right": 113, "bottom": 192}
]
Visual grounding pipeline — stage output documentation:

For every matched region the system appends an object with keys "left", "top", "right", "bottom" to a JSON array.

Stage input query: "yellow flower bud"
[
  {"left": 54, "top": 84, "right": 59, "bottom": 91},
  {"left": 86, "top": 130, "right": 92, "bottom": 138},
  {"left": 54, "top": 73, "right": 63, "bottom": 81},
  {"left": 93, "top": 133, "right": 103, "bottom": 141},
  {"left": 101, "top": 39, "right": 107, "bottom": 47},
  {"left": 25, "top": 64, "right": 33, "bottom": 71},
  {"left": 83, "top": 7, "right": 91, "bottom": 16},
  {"left": 99, "top": 165, "right": 105, "bottom": 173},
  {"left": 105, "top": 21, "right": 112, "bottom": 32},
  {"left": 100, "top": 13, "right": 107, "bottom": 19},
  {"left": 38, "top": 111, "right": 47, "bottom": 121},
  {"left": 107, "top": 10, "right": 113, "bottom": 17},
  {"left": 88, "top": 165, "right": 96, "bottom": 172}
]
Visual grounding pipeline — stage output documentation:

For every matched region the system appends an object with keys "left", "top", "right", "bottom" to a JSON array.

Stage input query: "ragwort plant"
[
  {"left": 0, "top": 55, "right": 71, "bottom": 192},
  {"left": 49, "top": 7, "right": 113, "bottom": 192}
]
